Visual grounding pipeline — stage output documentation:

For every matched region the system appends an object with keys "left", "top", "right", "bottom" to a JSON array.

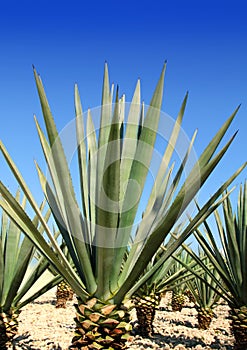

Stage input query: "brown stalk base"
[
  {"left": 171, "top": 293, "right": 185, "bottom": 312},
  {"left": 69, "top": 297, "right": 132, "bottom": 349},
  {"left": 184, "top": 289, "right": 196, "bottom": 304},
  {"left": 0, "top": 311, "right": 19, "bottom": 349},
  {"left": 133, "top": 293, "right": 161, "bottom": 337},
  {"left": 196, "top": 307, "right": 213, "bottom": 330},
  {"left": 56, "top": 297, "right": 68, "bottom": 308},
  {"left": 229, "top": 306, "right": 247, "bottom": 350},
  {"left": 56, "top": 281, "right": 73, "bottom": 308}
]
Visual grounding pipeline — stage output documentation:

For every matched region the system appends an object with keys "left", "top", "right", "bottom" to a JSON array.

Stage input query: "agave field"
[
  {"left": 10, "top": 288, "right": 234, "bottom": 349},
  {"left": 0, "top": 63, "right": 246, "bottom": 350}
]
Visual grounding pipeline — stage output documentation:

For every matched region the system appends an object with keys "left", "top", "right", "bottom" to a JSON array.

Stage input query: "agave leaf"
[
  {"left": 0, "top": 183, "right": 88, "bottom": 300},
  {"left": 151, "top": 132, "right": 238, "bottom": 241},
  {"left": 75, "top": 84, "right": 90, "bottom": 244},
  {"left": 98, "top": 62, "right": 112, "bottom": 149},
  {"left": 96, "top": 89, "right": 121, "bottom": 231},
  {"left": 35, "top": 162, "right": 89, "bottom": 285},
  {"left": 193, "top": 224, "right": 236, "bottom": 295},
  {"left": 110, "top": 65, "right": 166, "bottom": 291},
  {"left": 34, "top": 117, "right": 68, "bottom": 225},
  {"left": 118, "top": 63, "right": 166, "bottom": 233},
  {"left": 1, "top": 207, "right": 8, "bottom": 248},
  {"left": 116, "top": 162, "right": 245, "bottom": 303},
  {"left": 222, "top": 197, "right": 242, "bottom": 284},
  {"left": 215, "top": 205, "right": 240, "bottom": 285},
  {"left": 1, "top": 192, "right": 27, "bottom": 304},
  {"left": 96, "top": 63, "right": 112, "bottom": 231},
  {"left": 240, "top": 182, "right": 247, "bottom": 295},
  {"left": 13, "top": 210, "right": 58, "bottom": 306},
  {"left": 3, "top": 235, "right": 34, "bottom": 311},
  {"left": 0, "top": 141, "right": 70, "bottom": 268},
  {"left": 33, "top": 68, "right": 97, "bottom": 294},
  {"left": 119, "top": 128, "right": 197, "bottom": 284},
  {"left": 2, "top": 190, "right": 23, "bottom": 302},
  {"left": 192, "top": 106, "right": 240, "bottom": 176},
  {"left": 145, "top": 92, "right": 189, "bottom": 216},
  {"left": 118, "top": 164, "right": 174, "bottom": 286},
  {"left": 152, "top": 132, "right": 197, "bottom": 223},
  {"left": 0, "top": 236, "right": 4, "bottom": 299},
  {"left": 96, "top": 90, "right": 121, "bottom": 299},
  {"left": 193, "top": 197, "right": 246, "bottom": 305},
  {"left": 16, "top": 274, "right": 63, "bottom": 311},
  {"left": 182, "top": 251, "right": 222, "bottom": 309},
  {"left": 120, "top": 79, "right": 141, "bottom": 202},
  {"left": 87, "top": 109, "right": 97, "bottom": 243},
  {"left": 181, "top": 244, "right": 232, "bottom": 304},
  {"left": 0, "top": 190, "right": 68, "bottom": 316},
  {"left": 14, "top": 255, "right": 50, "bottom": 305},
  {"left": 110, "top": 80, "right": 141, "bottom": 291}
]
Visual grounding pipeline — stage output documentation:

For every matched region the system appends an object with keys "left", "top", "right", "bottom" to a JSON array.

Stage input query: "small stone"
[
  {"left": 174, "top": 345, "right": 186, "bottom": 350},
  {"left": 195, "top": 345, "right": 204, "bottom": 350}
]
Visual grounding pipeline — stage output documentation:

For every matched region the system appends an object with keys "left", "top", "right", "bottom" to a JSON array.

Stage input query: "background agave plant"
[
  {"left": 132, "top": 243, "right": 196, "bottom": 337},
  {"left": 184, "top": 182, "right": 247, "bottom": 349},
  {"left": 0, "top": 190, "right": 62, "bottom": 349},
  {"left": 185, "top": 253, "right": 221, "bottom": 329},
  {"left": 56, "top": 280, "right": 74, "bottom": 308},
  {"left": 168, "top": 249, "right": 195, "bottom": 312},
  {"left": 0, "top": 63, "right": 245, "bottom": 349}
]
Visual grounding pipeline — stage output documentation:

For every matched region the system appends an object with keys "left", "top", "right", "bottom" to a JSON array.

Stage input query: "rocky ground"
[{"left": 10, "top": 290, "right": 234, "bottom": 349}]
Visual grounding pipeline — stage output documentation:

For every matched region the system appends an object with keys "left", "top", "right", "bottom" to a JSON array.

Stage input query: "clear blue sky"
[{"left": 0, "top": 0, "right": 246, "bottom": 207}]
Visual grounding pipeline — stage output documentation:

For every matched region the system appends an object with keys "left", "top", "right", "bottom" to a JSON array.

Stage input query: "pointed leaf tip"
[
  {"left": 233, "top": 104, "right": 241, "bottom": 114},
  {"left": 104, "top": 61, "right": 109, "bottom": 70}
]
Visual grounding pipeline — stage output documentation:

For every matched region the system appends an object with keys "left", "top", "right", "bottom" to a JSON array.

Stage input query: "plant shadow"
[
  {"left": 131, "top": 332, "right": 234, "bottom": 349},
  {"left": 12, "top": 333, "right": 62, "bottom": 350}
]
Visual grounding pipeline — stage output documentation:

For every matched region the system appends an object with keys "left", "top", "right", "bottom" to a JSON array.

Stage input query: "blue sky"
[{"left": 0, "top": 0, "right": 246, "bottom": 209}]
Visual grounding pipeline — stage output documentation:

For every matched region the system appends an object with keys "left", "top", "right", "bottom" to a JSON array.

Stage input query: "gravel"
[{"left": 10, "top": 290, "right": 234, "bottom": 349}]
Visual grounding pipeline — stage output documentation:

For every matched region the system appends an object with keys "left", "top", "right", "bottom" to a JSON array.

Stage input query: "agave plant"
[
  {"left": 132, "top": 243, "right": 197, "bottom": 337},
  {"left": 185, "top": 253, "right": 221, "bottom": 329},
  {"left": 56, "top": 280, "right": 74, "bottom": 308},
  {"left": 167, "top": 248, "right": 195, "bottom": 312},
  {"left": 0, "top": 190, "right": 62, "bottom": 349},
  {"left": 185, "top": 182, "right": 247, "bottom": 349},
  {"left": 0, "top": 63, "right": 245, "bottom": 349}
]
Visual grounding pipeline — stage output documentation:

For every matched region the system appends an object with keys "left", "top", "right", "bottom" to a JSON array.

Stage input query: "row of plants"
[{"left": 0, "top": 63, "right": 246, "bottom": 349}]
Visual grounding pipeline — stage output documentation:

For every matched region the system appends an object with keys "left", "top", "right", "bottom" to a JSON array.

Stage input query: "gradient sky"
[{"left": 0, "top": 0, "right": 246, "bottom": 208}]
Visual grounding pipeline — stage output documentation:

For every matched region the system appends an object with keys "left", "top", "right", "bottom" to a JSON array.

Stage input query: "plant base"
[
  {"left": 70, "top": 297, "right": 132, "bottom": 349},
  {"left": 197, "top": 307, "right": 213, "bottom": 330},
  {"left": 230, "top": 306, "right": 247, "bottom": 350},
  {"left": 133, "top": 293, "right": 161, "bottom": 337},
  {"left": 0, "top": 311, "right": 19, "bottom": 349},
  {"left": 171, "top": 292, "right": 185, "bottom": 312}
]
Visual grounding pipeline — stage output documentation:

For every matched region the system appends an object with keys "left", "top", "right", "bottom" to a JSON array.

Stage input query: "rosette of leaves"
[
  {"left": 185, "top": 253, "right": 221, "bottom": 329},
  {"left": 185, "top": 183, "right": 247, "bottom": 348},
  {"left": 0, "top": 190, "right": 62, "bottom": 349},
  {"left": 0, "top": 63, "right": 245, "bottom": 349},
  {"left": 169, "top": 249, "right": 195, "bottom": 312},
  {"left": 132, "top": 242, "right": 196, "bottom": 337}
]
